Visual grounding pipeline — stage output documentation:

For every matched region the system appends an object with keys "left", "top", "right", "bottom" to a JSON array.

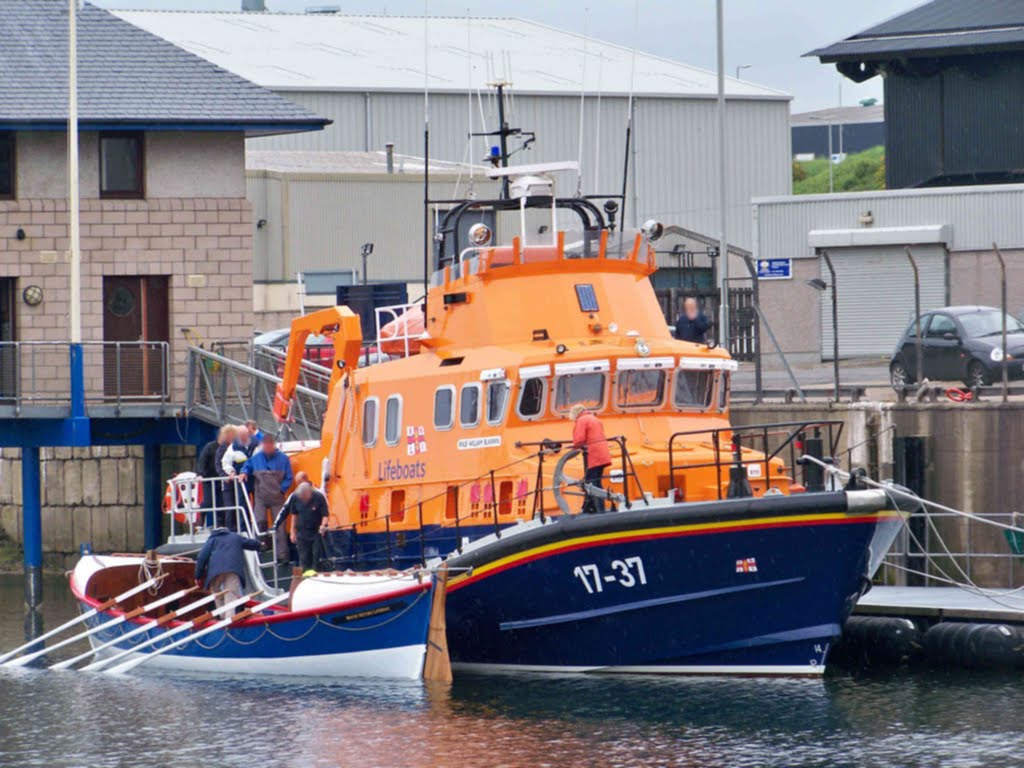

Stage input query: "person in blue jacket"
[
  {"left": 195, "top": 528, "right": 263, "bottom": 615},
  {"left": 240, "top": 433, "right": 294, "bottom": 532},
  {"left": 673, "top": 296, "right": 711, "bottom": 344}
]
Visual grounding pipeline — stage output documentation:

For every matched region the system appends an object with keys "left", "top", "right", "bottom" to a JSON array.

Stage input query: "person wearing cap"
[
  {"left": 569, "top": 404, "right": 612, "bottom": 514},
  {"left": 274, "top": 480, "right": 330, "bottom": 572}
]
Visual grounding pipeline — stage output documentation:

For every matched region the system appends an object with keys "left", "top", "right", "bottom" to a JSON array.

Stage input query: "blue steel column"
[
  {"left": 67, "top": 344, "right": 89, "bottom": 444},
  {"left": 143, "top": 444, "right": 162, "bottom": 551},
  {"left": 22, "top": 445, "right": 42, "bottom": 611}
]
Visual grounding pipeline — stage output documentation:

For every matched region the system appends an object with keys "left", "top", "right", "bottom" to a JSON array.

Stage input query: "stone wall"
[{"left": 0, "top": 446, "right": 194, "bottom": 569}]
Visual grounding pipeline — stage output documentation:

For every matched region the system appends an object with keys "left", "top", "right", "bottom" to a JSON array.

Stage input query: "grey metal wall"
[
  {"left": 250, "top": 91, "right": 792, "bottom": 251},
  {"left": 754, "top": 184, "right": 1024, "bottom": 262}
]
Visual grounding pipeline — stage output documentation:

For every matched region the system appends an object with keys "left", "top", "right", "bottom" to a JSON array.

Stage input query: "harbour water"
[{"left": 1, "top": 576, "right": 1023, "bottom": 768}]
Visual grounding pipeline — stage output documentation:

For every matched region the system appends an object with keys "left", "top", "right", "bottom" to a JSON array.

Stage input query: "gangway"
[{"left": 185, "top": 345, "right": 328, "bottom": 441}]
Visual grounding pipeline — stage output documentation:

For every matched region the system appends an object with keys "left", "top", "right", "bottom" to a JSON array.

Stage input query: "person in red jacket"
[{"left": 570, "top": 404, "right": 612, "bottom": 513}]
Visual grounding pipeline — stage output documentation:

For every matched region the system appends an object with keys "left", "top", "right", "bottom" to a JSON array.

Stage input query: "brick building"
[{"left": 0, "top": 0, "right": 326, "bottom": 562}]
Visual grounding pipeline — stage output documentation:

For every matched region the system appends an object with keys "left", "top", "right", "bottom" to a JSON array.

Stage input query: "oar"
[
  {"left": 85, "top": 591, "right": 258, "bottom": 673},
  {"left": 0, "top": 573, "right": 168, "bottom": 665},
  {"left": 7, "top": 586, "right": 199, "bottom": 669},
  {"left": 106, "top": 592, "right": 291, "bottom": 675},
  {"left": 77, "top": 590, "right": 230, "bottom": 673}
]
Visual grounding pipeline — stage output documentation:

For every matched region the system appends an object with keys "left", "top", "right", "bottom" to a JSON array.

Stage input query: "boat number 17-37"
[{"left": 573, "top": 557, "right": 647, "bottom": 594}]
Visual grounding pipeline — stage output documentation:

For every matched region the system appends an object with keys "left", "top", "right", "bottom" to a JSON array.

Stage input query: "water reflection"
[{"left": 1, "top": 576, "right": 1024, "bottom": 768}]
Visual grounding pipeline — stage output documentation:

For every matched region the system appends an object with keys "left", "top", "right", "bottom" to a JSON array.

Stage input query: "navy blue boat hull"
[{"left": 441, "top": 491, "right": 903, "bottom": 675}]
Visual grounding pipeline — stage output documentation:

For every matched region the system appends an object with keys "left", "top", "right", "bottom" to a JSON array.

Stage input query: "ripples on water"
[{"left": 1, "top": 576, "right": 1023, "bottom": 768}]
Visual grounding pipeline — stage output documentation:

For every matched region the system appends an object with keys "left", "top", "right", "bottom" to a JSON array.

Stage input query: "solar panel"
[{"left": 575, "top": 284, "right": 599, "bottom": 312}]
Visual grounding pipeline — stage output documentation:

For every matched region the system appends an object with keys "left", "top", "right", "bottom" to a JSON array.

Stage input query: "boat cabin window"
[
  {"left": 460, "top": 383, "right": 481, "bottom": 428},
  {"left": 517, "top": 377, "right": 546, "bottom": 421},
  {"left": 718, "top": 372, "right": 731, "bottom": 410},
  {"left": 673, "top": 370, "right": 714, "bottom": 410},
  {"left": 434, "top": 386, "right": 455, "bottom": 431},
  {"left": 384, "top": 395, "right": 402, "bottom": 446},
  {"left": 554, "top": 372, "right": 605, "bottom": 413},
  {"left": 486, "top": 380, "right": 511, "bottom": 425},
  {"left": 362, "top": 397, "right": 379, "bottom": 447},
  {"left": 616, "top": 369, "right": 666, "bottom": 409}
]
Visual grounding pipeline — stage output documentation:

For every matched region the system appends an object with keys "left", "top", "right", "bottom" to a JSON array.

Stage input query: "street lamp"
[
  {"left": 735, "top": 64, "right": 751, "bottom": 79},
  {"left": 361, "top": 242, "right": 374, "bottom": 286},
  {"left": 805, "top": 115, "right": 834, "bottom": 193},
  {"left": 806, "top": 250, "right": 840, "bottom": 401}
]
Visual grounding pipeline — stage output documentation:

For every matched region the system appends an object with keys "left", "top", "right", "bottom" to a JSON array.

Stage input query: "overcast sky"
[{"left": 95, "top": 0, "right": 923, "bottom": 112}]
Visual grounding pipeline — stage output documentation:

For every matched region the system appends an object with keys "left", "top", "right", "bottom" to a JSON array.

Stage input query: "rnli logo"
[
  {"left": 406, "top": 426, "right": 428, "bottom": 456},
  {"left": 735, "top": 557, "right": 758, "bottom": 573}
]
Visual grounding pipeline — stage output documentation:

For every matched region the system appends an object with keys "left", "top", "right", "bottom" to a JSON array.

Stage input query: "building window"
[
  {"left": 0, "top": 133, "right": 14, "bottom": 199},
  {"left": 362, "top": 397, "right": 379, "bottom": 447},
  {"left": 99, "top": 132, "right": 144, "bottom": 199},
  {"left": 460, "top": 383, "right": 481, "bottom": 428},
  {"left": 384, "top": 395, "right": 402, "bottom": 446},
  {"left": 433, "top": 386, "right": 455, "bottom": 431}
]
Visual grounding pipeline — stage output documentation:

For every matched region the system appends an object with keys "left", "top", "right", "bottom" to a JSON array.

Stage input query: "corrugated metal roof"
[
  {"left": 808, "top": 0, "right": 1024, "bottom": 61},
  {"left": 791, "top": 105, "right": 884, "bottom": 126},
  {"left": 245, "top": 149, "right": 484, "bottom": 176},
  {"left": 0, "top": 0, "right": 327, "bottom": 133},
  {"left": 113, "top": 10, "right": 789, "bottom": 100}
]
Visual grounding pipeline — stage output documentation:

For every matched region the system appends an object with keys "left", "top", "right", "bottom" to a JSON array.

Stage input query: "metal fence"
[{"left": 0, "top": 341, "right": 169, "bottom": 411}]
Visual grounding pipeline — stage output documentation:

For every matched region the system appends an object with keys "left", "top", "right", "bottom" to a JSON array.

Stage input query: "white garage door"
[{"left": 820, "top": 245, "right": 947, "bottom": 359}]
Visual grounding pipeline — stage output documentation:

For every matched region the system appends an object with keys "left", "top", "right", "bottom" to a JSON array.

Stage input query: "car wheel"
[
  {"left": 965, "top": 361, "right": 991, "bottom": 388},
  {"left": 889, "top": 360, "right": 913, "bottom": 389}
]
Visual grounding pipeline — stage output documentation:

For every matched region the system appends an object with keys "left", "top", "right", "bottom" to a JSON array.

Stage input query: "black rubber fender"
[
  {"left": 831, "top": 616, "right": 924, "bottom": 668},
  {"left": 923, "top": 622, "right": 1024, "bottom": 670}
]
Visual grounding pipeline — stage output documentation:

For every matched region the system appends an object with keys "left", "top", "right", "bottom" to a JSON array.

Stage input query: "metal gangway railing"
[
  {"left": 185, "top": 345, "right": 328, "bottom": 440},
  {"left": 0, "top": 340, "right": 170, "bottom": 414},
  {"left": 165, "top": 474, "right": 285, "bottom": 593}
]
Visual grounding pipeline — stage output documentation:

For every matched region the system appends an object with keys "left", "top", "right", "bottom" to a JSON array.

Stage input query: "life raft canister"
[{"left": 164, "top": 471, "right": 204, "bottom": 525}]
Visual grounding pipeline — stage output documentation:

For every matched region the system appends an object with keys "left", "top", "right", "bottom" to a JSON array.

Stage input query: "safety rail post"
[
  {"left": 418, "top": 502, "right": 426, "bottom": 568},
  {"left": 489, "top": 469, "right": 501, "bottom": 537},
  {"left": 762, "top": 425, "right": 771, "bottom": 493},
  {"left": 453, "top": 488, "right": 462, "bottom": 554},
  {"left": 713, "top": 431, "right": 723, "bottom": 500},
  {"left": 532, "top": 449, "right": 547, "bottom": 523},
  {"left": 619, "top": 438, "right": 629, "bottom": 511},
  {"left": 385, "top": 515, "right": 393, "bottom": 567}
]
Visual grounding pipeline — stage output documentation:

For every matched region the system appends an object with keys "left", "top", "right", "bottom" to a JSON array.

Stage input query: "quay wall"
[
  {"left": 0, "top": 447, "right": 193, "bottom": 569},
  {"left": 732, "top": 402, "right": 1024, "bottom": 587}
]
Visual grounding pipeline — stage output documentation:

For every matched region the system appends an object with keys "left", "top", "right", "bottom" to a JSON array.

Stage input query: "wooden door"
[
  {"left": 102, "top": 276, "right": 169, "bottom": 398},
  {"left": 0, "top": 279, "right": 14, "bottom": 400}
]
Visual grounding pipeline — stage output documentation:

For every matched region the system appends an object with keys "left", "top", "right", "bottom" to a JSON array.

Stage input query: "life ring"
[
  {"left": 946, "top": 388, "right": 973, "bottom": 403},
  {"left": 164, "top": 472, "right": 204, "bottom": 525}
]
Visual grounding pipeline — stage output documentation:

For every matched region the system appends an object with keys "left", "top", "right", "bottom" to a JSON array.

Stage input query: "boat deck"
[{"left": 856, "top": 586, "right": 1024, "bottom": 623}]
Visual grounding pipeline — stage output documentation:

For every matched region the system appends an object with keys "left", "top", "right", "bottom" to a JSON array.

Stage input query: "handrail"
[{"left": 667, "top": 419, "right": 845, "bottom": 500}]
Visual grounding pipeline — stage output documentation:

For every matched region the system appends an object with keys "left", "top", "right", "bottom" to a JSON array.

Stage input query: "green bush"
[{"left": 793, "top": 146, "right": 885, "bottom": 195}]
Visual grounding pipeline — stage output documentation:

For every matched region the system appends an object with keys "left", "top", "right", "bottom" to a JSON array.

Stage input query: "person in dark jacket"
[
  {"left": 674, "top": 297, "right": 711, "bottom": 344},
  {"left": 195, "top": 435, "right": 222, "bottom": 527},
  {"left": 240, "top": 434, "right": 293, "bottom": 532},
  {"left": 194, "top": 528, "right": 262, "bottom": 615},
  {"left": 212, "top": 425, "right": 238, "bottom": 529},
  {"left": 274, "top": 482, "right": 329, "bottom": 572}
]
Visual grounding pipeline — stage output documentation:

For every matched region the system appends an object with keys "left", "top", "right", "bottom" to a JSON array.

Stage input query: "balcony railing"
[{"left": 0, "top": 341, "right": 170, "bottom": 414}]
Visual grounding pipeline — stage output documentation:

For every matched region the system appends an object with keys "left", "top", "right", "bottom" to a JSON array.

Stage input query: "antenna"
[
  {"left": 575, "top": 8, "right": 589, "bottom": 197},
  {"left": 620, "top": 0, "right": 640, "bottom": 231},
  {"left": 466, "top": 9, "right": 474, "bottom": 197},
  {"left": 422, "top": 2, "right": 430, "bottom": 296}
]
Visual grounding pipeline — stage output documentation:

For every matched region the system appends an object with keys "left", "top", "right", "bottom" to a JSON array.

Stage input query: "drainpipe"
[{"left": 386, "top": 142, "right": 395, "bottom": 174}]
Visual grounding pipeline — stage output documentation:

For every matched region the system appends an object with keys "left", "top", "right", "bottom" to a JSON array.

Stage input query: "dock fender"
[
  {"left": 830, "top": 616, "right": 924, "bottom": 669},
  {"left": 924, "top": 622, "right": 1024, "bottom": 670}
]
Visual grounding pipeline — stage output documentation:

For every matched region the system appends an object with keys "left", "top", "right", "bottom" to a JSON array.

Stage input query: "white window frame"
[
  {"left": 672, "top": 368, "right": 716, "bottom": 412},
  {"left": 486, "top": 379, "right": 511, "bottom": 426},
  {"left": 552, "top": 372, "right": 607, "bottom": 414},
  {"left": 362, "top": 396, "right": 380, "bottom": 447},
  {"left": 516, "top": 375, "right": 548, "bottom": 421},
  {"left": 384, "top": 394, "right": 403, "bottom": 446},
  {"left": 614, "top": 368, "right": 668, "bottom": 411},
  {"left": 433, "top": 385, "right": 456, "bottom": 431},
  {"left": 459, "top": 382, "right": 482, "bottom": 428}
]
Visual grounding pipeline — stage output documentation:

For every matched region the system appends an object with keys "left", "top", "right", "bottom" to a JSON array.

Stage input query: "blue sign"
[{"left": 756, "top": 258, "right": 792, "bottom": 280}]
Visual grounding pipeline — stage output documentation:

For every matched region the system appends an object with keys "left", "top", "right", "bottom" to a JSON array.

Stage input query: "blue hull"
[
  {"left": 440, "top": 491, "right": 903, "bottom": 675},
  {"left": 78, "top": 584, "right": 433, "bottom": 678}
]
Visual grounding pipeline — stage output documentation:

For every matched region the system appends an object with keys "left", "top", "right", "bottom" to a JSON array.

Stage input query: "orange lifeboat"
[{"left": 379, "top": 304, "right": 424, "bottom": 356}]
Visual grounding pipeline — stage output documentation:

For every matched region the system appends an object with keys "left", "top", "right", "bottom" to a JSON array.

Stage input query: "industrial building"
[
  {"left": 116, "top": 9, "right": 793, "bottom": 273},
  {"left": 791, "top": 104, "right": 884, "bottom": 159},
  {"left": 752, "top": 0, "right": 1024, "bottom": 366}
]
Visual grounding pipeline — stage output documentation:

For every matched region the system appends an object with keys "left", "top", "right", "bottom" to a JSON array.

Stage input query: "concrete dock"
[{"left": 857, "top": 586, "right": 1024, "bottom": 623}]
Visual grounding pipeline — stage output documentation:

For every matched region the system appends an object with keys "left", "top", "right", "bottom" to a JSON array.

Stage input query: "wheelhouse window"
[
  {"left": 616, "top": 369, "right": 666, "bottom": 409},
  {"left": 673, "top": 370, "right": 715, "bottom": 410},
  {"left": 434, "top": 386, "right": 455, "bottom": 430},
  {"left": 0, "top": 133, "right": 13, "bottom": 199},
  {"left": 384, "top": 395, "right": 402, "bottom": 446},
  {"left": 459, "top": 383, "right": 481, "bottom": 428},
  {"left": 486, "top": 380, "right": 511, "bottom": 425},
  {"left": 718, "top": 372, "right": 731, "bottom": 410},
  {"left": 362, "top": 397, "right": 379, "bottom": 447},
  {"left": 517, "top": 377, "right": 546, "bottom": 420},
  {"left": 554, "top": 372, "right": 605, "bottom": 413},
  {"left": 99, "top": 132, "right": 144, "bottom": 199}
]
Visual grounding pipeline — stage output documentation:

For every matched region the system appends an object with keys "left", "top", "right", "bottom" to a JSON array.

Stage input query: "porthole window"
[
  {"left": 517, "top": 377, "right": 546, "bottom": 420},
  {"left": 460, "top": 383, "right": 481, "bottom": 428},
  {"left": 434, "top": 386, "right": 455, "bottom": 430},
  {"left": 385, "top": 395, "right": 402, "bottom": 446},
  {"left": 486, "top": 380, "right": 511, "bottom": 425},
  {"left": 362, "top": 397, "right": 379, "bottom": 447}
]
